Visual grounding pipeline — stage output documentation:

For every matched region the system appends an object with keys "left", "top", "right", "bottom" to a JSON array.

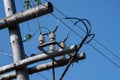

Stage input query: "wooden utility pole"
[
  {"left": 3, "top": 0, "right": 29, "bottom": 80},
  {"left": 0, "top": 1, "right": 86, "bottom": 80}
]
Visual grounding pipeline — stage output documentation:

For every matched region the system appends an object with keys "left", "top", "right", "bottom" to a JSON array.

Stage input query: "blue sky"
[{"left": 0, "top": 0, "right": 120, "bottom": 80}]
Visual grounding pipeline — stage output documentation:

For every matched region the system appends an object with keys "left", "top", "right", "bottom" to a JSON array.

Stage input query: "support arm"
[
  {"left": 0, "top": 53, "right": 86, "bottom": 80},
  {"left": 0, "top": 2, "right": 53, "bottom": 29}
]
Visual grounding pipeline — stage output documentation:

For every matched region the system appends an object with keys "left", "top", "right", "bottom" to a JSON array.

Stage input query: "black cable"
[
  {"left": 24, "top": 1, "right": 120, "bottom": 80},
  {"left": 52, "top": 58, "right": 56, "bottom": 80},
  {"left": 51, "top": 13, "right": 83, "bottom": 39},
  {"left": 59, "top": 34, "right": 88, "bottom": 80},
  {"left": 45, "top": 1, "right": 120, "bottom": 69},
  {"left": 72, "top": 19, "right": 120, "bottom": 61},
  {"left": 45, "top": 0, "right": 120, "bottom": 62},
  {"left": 48, "top": 1, "right": 120, "bottom": 62},
  {"left": 65, "top": 17, "right": 90, "bottom": 33},
  {"left": 63, "top": 31, "right": 71, "bottom": 43},
  {"left": 59, "top": 16, "right": 93, "bottom": 80},
  {"left": 51, "top": 14, "right": 120, "bottom": 80},
  {"left": 63, "top": 17, "right": 95, "bottom": 44}
]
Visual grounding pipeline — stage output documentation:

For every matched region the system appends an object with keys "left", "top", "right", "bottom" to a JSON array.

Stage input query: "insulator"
[
  {"left": 49, "top": 45, "right": 55, "bottom": 52},
  {"left": 59, "top": 42, "right": 66, "bottom": 59},
  {"left": 59, "top": 42, "right": 66, "bottom": 48},
  {"left": 49, "top": 32, "right": 56, "bottom": 41},
  {"left": 39, "top": 34, "right": 45, "bottom": 44}
]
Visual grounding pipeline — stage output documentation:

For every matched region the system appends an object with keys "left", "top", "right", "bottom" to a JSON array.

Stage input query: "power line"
[
  {"left": 20, "top": 0, "right": 120, "bottom": 79},
  {"left": 59, "top": 19, "right": 93, "bottom": 80},
  {"left": 49, "top": 13, "right": 120, "bottom": 69},
  {"left": 0, "top": 50, "right": 13, "bottom": 58},
  {"left": 37, "top": 72, "right": 49, "bottom": 80},
  {"left": 94, "top": 39, "right": 120, "bottom": 60},
  {"left": 89, "top": 43, "right": 120, "bottom": 68},
  {"left": 50, "top": 13, "right": 120, "bottom": 80},
  {"left": 42, "top": 0, "right": 120, "bottom": 69},
  {"left": 49, "top": 0, "right": 120, "bottom": 62}
]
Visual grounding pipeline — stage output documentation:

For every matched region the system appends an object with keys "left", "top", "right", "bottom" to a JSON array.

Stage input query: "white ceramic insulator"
[
  {"left": 50, "top": 32, "right": 55, "bottom": 41},
  {"left": 59, "top": 42, "right": 66, "bottom": 59},
  {"left": 59, "top": 42, "right": 66, "bottom": 48},
  {"left": 39, "top": 35, "right": 45, "bottom": 44},
  {"left": 49, "top": 45, "right": 55, "bottom": 52}
]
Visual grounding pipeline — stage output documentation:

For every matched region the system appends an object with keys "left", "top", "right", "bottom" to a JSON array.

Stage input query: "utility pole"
[
  {"left": 3, "top": 0, "right": 29, "bottom": 80},
  {"left": 0, "top": 1, "right": 88, "bottom": 80}
]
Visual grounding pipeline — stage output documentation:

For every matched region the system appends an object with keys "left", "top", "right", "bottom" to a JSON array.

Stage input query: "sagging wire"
[
  {"left": 49, "top": 10, "right": 120, "bottom": 72},
  {"left": 55, "top": 17, "right": 95, "bottom": 44},
  {"left": 64, "top": 17, "right": 120, "bottom": 69},
  {"left": 65, "top": 17, "right": 95, "bottom": 44},
  {"left": 47, "top": 1, "right": 120, "bottom": 69},
  {"left": 58, "top": 17, "right": 95, "bottom": 80},
  {"left": 71, "top": 16, "right": 120, "bottom": 61}
]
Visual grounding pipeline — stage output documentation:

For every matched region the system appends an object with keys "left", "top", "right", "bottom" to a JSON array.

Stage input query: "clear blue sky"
[{"left": 0, "top": 0, "right": 120, "bottom": 80}]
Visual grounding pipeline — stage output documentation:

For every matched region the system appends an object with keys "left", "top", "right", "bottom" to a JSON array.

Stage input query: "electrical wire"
[
  {"left": 42, "top": 0, "right": 120, "bottom": 70},
  {"left": 30, "top": 0, "right": 42, "bottom": 34},
  {"left": 59, "top": 16, "right": 94, "bottom": 80},
  {"left": 71, "top": 18, "right": 120, "bottom": 61},
  {"left": 22, "top": 0, "right": 120, "bottom": 80},
  {"left": 94, "top": 39, "right": 120, "bottom": 60},
  {"left": 34, "top": 8, "right": 42, "bottom": 34},
  {"left": 45, "top": 0, "right": 120, "bottom": 60},
  {"left": 37, "top": 72, "right": 49, "bottom": 80},
  {"left": 89, "top": 43, "right": 120, "bottom": 68},
  {"left": 51, "top": 13, "right": 120, "bottom": 66},
  {"left": 50, "top": 13, "right": 120, "bottom": 80},
  {"left": 48, "top": 1, "right": 120, "bottom": 62},
  {"left": 51, "top": 13, "right": 83, "bottom": 39},
  {"left": 0, "top": 50, "right": 13, "bottom": 58}
]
